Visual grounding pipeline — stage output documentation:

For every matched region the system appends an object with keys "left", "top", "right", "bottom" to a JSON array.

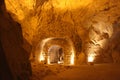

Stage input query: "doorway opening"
[
  {"left": 48, "top": 45, "right": 64, "bottom": 64},
  {"left": 35, "top": 37, "right": 75, "bottom": 65}
]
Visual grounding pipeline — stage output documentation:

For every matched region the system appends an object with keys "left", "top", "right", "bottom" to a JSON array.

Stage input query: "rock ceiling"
[{"left": 4, "top": 0, "right": 120, "bottom": 61}]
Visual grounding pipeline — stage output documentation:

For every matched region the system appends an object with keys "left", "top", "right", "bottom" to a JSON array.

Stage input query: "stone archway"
[{"left": 34, "top": 37, "right": 75, "bottom": 65}]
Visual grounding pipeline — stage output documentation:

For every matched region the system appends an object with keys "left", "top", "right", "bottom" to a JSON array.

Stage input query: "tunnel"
[
  {"left": 33, "top": 37, "right": 75, "bottom": 65},
  {"left": 48, "top": 45, "right": 64, "bottom": 64},
  {"left": 1, "top": 0, "right": 120, "bottom": 80}
]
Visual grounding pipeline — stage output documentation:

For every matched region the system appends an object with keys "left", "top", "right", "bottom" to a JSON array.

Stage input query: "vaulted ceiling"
[{"left": 5, "top": 0, "right": 120, "bottom": 61}]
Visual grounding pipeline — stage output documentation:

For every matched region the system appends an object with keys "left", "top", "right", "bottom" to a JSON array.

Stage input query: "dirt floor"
[{"left": 30, "top": 62, "right": 120, "bottom": 80}]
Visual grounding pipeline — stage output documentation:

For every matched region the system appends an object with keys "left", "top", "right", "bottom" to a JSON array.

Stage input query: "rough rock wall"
[
  {"left": 87, "top": 0, "right": 120, "bottom": 63},
  {"left": 4, "top": 0, "right": 120, "bottom": 64},
  {"left": 107, "top": 20, "right": 120, "bottom": 63},
  {"left": 0, "top": 39, "right": 13, "bottom": 80},
  {"left": 0, "top": 1, "right": 32, "bottom": 80}
]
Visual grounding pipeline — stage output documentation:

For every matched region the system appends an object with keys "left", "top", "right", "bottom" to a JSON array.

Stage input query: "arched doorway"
[
  {"left": 48, "top": 45, "right": 64, "bottom": 64},
  {"left": 34, "top": 37, "right": 75, "bottom": 65}
]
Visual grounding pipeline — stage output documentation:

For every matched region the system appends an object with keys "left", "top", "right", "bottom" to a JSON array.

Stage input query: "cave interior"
[{"left": 1, "top": 0, "right": 120, "bottom": 80}]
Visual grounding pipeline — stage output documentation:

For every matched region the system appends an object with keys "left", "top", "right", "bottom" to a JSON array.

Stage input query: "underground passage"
[
  {"left": 35, "top": 37, "right": 75, "bottom": 65},
  {"left": 1, "top": 0, "right": 120, "bottom": 80},
  {"left": 48, "top": 45, "right": 64, "bottom": 64}
]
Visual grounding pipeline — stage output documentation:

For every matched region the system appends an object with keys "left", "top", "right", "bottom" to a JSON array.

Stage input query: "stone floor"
[{"left": 30, "top": 63, "right": 120, "bottom": 80}]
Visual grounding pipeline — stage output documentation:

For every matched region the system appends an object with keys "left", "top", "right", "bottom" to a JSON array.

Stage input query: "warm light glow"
[
  {"left": 39, "top": 38, "right": 54, "bottom": 62},
  {"left": 58, "top": 61, "right": 61, "bottom": 64},
  {"left": 51, "top": 0, "right": 93, "bottom": 10},
  {"left": 70, "top": 54, "right": 74, "bottom": 65},
  {"left": 40, "top": 37, "right": 75, "bottom": 65},
  {"left": 58, "top": 60, "right": 64, "bottom": 64},
  {"left": 47, "top": 56, "right": 50, "bottom": 64},
  {"left": 69, "top": 40, "right": 75, "bottom": 65},
  {"left": 88, "top": 56, "right": 94, "bottom": 62},
  {"left": 88, "top": 54, "right": 95, "bottom": 62},
  {"left": 39, "top": 53, "right": 45, "bottom": 62},
  {"left": 70, "top": 48, "right": 75, "bottom": 65}
]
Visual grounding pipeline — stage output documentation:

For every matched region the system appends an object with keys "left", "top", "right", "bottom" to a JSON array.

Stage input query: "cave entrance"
[{"left": 48, "top": 45, "right": 64, "bottom": 64}]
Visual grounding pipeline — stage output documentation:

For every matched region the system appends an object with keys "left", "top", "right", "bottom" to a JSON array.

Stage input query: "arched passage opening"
[
  {"left": 34, "top": 37, "right": 75, "bottom": 65},
  {"left": 48, "top": 45, "right": 64, "bottom": 64}
]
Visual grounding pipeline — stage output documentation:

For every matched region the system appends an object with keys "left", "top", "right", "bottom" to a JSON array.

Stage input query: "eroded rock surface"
[
  {"left": 4, "top": 0, "right": 120, "bottom": 63},
  {"left": 0, "top": 1, "right": 32, "bottom": 80}
]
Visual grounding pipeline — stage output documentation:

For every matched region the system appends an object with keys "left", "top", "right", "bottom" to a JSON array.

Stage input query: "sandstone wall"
[{"left": 4, "top": 0, "right": 120, "bottom": 64}]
